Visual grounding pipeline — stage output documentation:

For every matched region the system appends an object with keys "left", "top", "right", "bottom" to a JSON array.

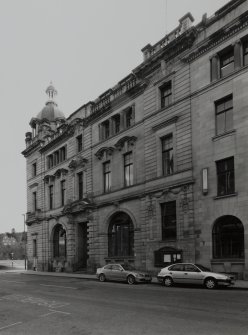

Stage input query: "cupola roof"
[{"left": 36, "top": 82, "right": 65, "bottom": 122}]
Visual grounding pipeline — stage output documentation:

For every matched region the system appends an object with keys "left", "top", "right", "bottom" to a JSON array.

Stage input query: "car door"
[
  {"left": 111, "top": 264, "right": 125, "bottom": 281},
  {"left": 183, "top": 264, "right": 204, "bottom": 284},
  {"left": 168, "top": 264, "right": 185, "bottom": 283},
  {"left": 103, "top": 265, "right": 113, "bottom": 280}
]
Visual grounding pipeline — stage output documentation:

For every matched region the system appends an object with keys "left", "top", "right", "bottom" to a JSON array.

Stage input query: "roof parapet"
[{"left": 141, "top": 12, "right": 194, "bottom": 61}]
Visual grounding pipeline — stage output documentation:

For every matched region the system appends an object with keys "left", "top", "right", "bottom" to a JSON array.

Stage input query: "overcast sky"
[{"left": 0, "top": 0, "right": 229, "bottom": 233}]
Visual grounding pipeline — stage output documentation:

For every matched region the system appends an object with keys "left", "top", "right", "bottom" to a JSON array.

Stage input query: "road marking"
[
  {"left": 41, "top": 309, "right": 71, "bottom": 317},
  {"left": 0, "top": 322, "right": 22, "bottom": 331},
  {"left": 40, "top": 284, "right": 77, "bottom": 290},
  {"left": 0, "top": 279, "right": 25, "bottom": 284},
  {"left": 0, "top": 294, "right": 70, "bottom": 309}
]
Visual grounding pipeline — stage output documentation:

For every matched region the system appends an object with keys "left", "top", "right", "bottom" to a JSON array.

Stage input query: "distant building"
[{"left": 22, "top": 0, "right": 248, "bottom": 279}]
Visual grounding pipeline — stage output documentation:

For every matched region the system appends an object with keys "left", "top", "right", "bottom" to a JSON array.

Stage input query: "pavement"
[{"left": 2, "top": 268, "right": 248, "bottom": 289}]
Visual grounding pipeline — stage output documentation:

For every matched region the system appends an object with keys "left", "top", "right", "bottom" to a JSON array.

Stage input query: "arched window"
[
  {"left": 108, "top": 212, "right": 134, "bottom": 257},
  {"left": 53, "top": 224, "right": 67, "bottom": 258},
  {"left": 212, "top": 216, "right": 244, "bottom": 259}
]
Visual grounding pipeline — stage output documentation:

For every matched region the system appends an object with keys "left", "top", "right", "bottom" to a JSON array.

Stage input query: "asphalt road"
[{"left": 0, "top": 272, "right": 247, "bottom": 335}]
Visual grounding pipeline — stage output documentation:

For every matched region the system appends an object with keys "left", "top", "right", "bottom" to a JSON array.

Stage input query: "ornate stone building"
[{"left": 22, "top": 0, "right": 248, "bottom": 278}]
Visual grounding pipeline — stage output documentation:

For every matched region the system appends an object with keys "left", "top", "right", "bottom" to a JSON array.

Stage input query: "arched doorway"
[
  {"left": 53, "top": 224, "right": 67, "bottom": 259},
  {"left": 108, "top": 212, "right": 134, "bottom": 257},
  {"left": 212, "top": 215, "right": 244, "bottom": 259}
]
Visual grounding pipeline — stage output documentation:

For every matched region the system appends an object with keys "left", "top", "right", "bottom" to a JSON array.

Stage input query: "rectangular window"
[
  {"left": 220, "top": 48, "right": 234, "bottom": 77},
  {"left": 33, "top": 192, "right": 37, "bottom": 211},
  {"left": 33, "top": 239, "right": 37, "bottom": 257},
  {"left": 162, "top": 134, "right": 174, "bottom": 176},
  {"left": 61, "top": 180, "right": 65, "bottom": 206},
  {"left": 77, "top": 172, "right": 83, "bottom": 200},
  {"left": 160, "top": 81, "right": 172, "bottom": 108},
  {"left": 216, "top": 157, "right": 235, "bottom": 196},
  {"left": 112, "top": 114, "right": 120, "bottom": 134},
  {"left": 60, "top": 147, "right": 66, "bottom": 161},
  {"left": 77, "top": 134, "right": 83, "bottom": 152},
  {"left": 215, "top": 95, "right": 233, "bottom": 135},
  {"left": 32, "top": 163, "right": 37, "bottom": 177},
  {"left": 49, "top": 185, "right": 53, "bottom": 210},
  {"left": 102, "top": 120, "right": 110, "bottom": 139},
  {"left": 243, "top": 40, "right": 248, "bottom": 66},
  {"left": 103, "top": 161, "right": 111, "bottom": 193},
  {"left": 48, "top": 155, "right": 53, "bottom": 169},
  {"left": 124, "top": 152, "right": 133, "bottom": 187},
  {"left": 125, "top": 107, "right": 134, "bottom": 128},
  {"left": 161, "top": 201, "right": 177, "bottom": 240},
  {"left": 54, "top": 151, "right": 59, "bottom": 165}
]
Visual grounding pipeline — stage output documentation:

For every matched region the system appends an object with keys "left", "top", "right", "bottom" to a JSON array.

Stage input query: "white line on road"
[
  {"left": 40, "top": 284, "right": 77, "bottom": 290},
  {"left": 0, "top": 322, "right": 22, "bottom": 331},
  {"left": 40, "top": 309, "right": 71, "bottom": 317},
  {"left": 0, "top": 280, "right": 25, "bottom": 284}
]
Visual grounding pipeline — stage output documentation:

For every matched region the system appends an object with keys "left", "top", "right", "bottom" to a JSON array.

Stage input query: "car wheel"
[
  {"left": 204, "top": 277, "right": 216, "bottom": 289},
  {"left": 99, "top": 274, "right": 106, "bottom": 282},
  {"left": 163, "top": 276, "right": 173, "bottom": 287},
  {"left": 127, "top": 275, "right": 135, "bottom": 285}
]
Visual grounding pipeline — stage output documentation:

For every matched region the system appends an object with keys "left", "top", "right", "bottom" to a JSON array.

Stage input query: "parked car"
[
  {"left": 157, "top": 263, "right": 235, "bottom": 289},
  {"left": 96, "top": 263, "right": 152, "bottom": 285}
]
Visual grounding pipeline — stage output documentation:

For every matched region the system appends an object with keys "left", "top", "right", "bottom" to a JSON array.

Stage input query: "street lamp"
[{"left": 22, "top": 214, "right": 27, "bottom": 270}]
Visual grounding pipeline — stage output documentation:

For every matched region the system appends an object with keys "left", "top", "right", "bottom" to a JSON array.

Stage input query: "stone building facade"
[{"left": 22, "top": 0, "right": 248, "bottom": 278}]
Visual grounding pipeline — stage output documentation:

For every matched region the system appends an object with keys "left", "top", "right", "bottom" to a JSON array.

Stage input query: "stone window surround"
[
  {"left": 157, "top": 198, "right": 178, "bottom": 242},
  {"left": 154, "top": 122, "right": 177, "bottom": 178},
  {"left": 98, "top": 104, "right": 135, "bottom": 142},
  {"left": 46, "top": 145, "right": 67, "bottom": 170},
  {"left": 210, "top": 36, "right": 248, "bottom": 82},
  {"left": 155, "top": 73, "right": 175, "bottom": 112}
]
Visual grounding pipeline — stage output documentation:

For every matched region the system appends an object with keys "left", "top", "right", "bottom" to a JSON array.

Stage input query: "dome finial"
[{"left": 45, "top": 81, "right": 57, "bottom": 102}]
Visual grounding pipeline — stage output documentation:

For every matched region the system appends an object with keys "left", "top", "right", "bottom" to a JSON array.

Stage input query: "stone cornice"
[
  {"left": 21, "top": 140, "right": 44, "bottom": 158},
  {"left": 133, "top": 28, "right": 197, "bottom": 78},
  {"left": 85, "top": 80, "right": 148, "bottom": 125},
  {"left": 185, "top": 9, "right": 248, "bottom": 62}
]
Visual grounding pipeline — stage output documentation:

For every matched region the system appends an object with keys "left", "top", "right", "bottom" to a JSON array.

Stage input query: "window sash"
[
  {"left": 61, "top": 180, "right": 65, "bottom": 206},
  {"left": 49, "top": 185, "right": 53, "bottom": 209},
  {"left": 103, "top": 162, "right": 111, "bottom": 192},
  {"left": 78, "top": 173, "right": 83, "bottom": 200},
  {"left": 216, "top": 97, "right": 233, "bottom": 135},
  {"left": 124, "top": 153, "right": 133, "bottom": 187},
  {"left": 160, "top": 83, "right": 172, "bottom": 108},
  {"left": 161, "top": 201, "right": 177, "bottom": 240},
  {"left": 162, "top": 135, "right": 173, "bottom": 176},
  {"left": 216, "top": 158, "right": 235, "bottom": 196}
]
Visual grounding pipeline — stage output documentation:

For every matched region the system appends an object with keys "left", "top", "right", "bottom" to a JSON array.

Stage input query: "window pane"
[
  {"left": 216, "top": 112, "right": 225, "bottom": 134},
  {"left": 161, "top": 201, "right": 177, "bottom": 240}
]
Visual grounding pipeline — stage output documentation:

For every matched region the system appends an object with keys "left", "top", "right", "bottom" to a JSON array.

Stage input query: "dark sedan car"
[{"left": 96, "top": 263, "right": 152, "bottom": 285}]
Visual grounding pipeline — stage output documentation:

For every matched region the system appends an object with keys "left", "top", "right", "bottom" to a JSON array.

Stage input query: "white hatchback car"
[{"left": 157, "top": 263, "right": 235, "bottom": 289}]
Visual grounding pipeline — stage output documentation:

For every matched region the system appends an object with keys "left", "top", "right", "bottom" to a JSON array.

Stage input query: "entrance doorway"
[{"left": 77, "top": 222, "right": 88, "bottom": 269}]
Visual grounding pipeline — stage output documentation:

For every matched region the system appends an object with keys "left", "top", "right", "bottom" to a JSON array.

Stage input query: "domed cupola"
[{"left": 36, "top": 82, "right": 65, "bottom": 122}]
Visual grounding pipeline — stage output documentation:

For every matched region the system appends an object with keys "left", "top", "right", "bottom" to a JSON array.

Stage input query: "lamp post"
[{"left": 22, "top": 214, "right": 27, "bottom": 270}]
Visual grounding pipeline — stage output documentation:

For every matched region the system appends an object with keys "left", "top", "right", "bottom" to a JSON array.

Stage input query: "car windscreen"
[{"left": 195, "top": 264, "right": 211, "bottom": 272}]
